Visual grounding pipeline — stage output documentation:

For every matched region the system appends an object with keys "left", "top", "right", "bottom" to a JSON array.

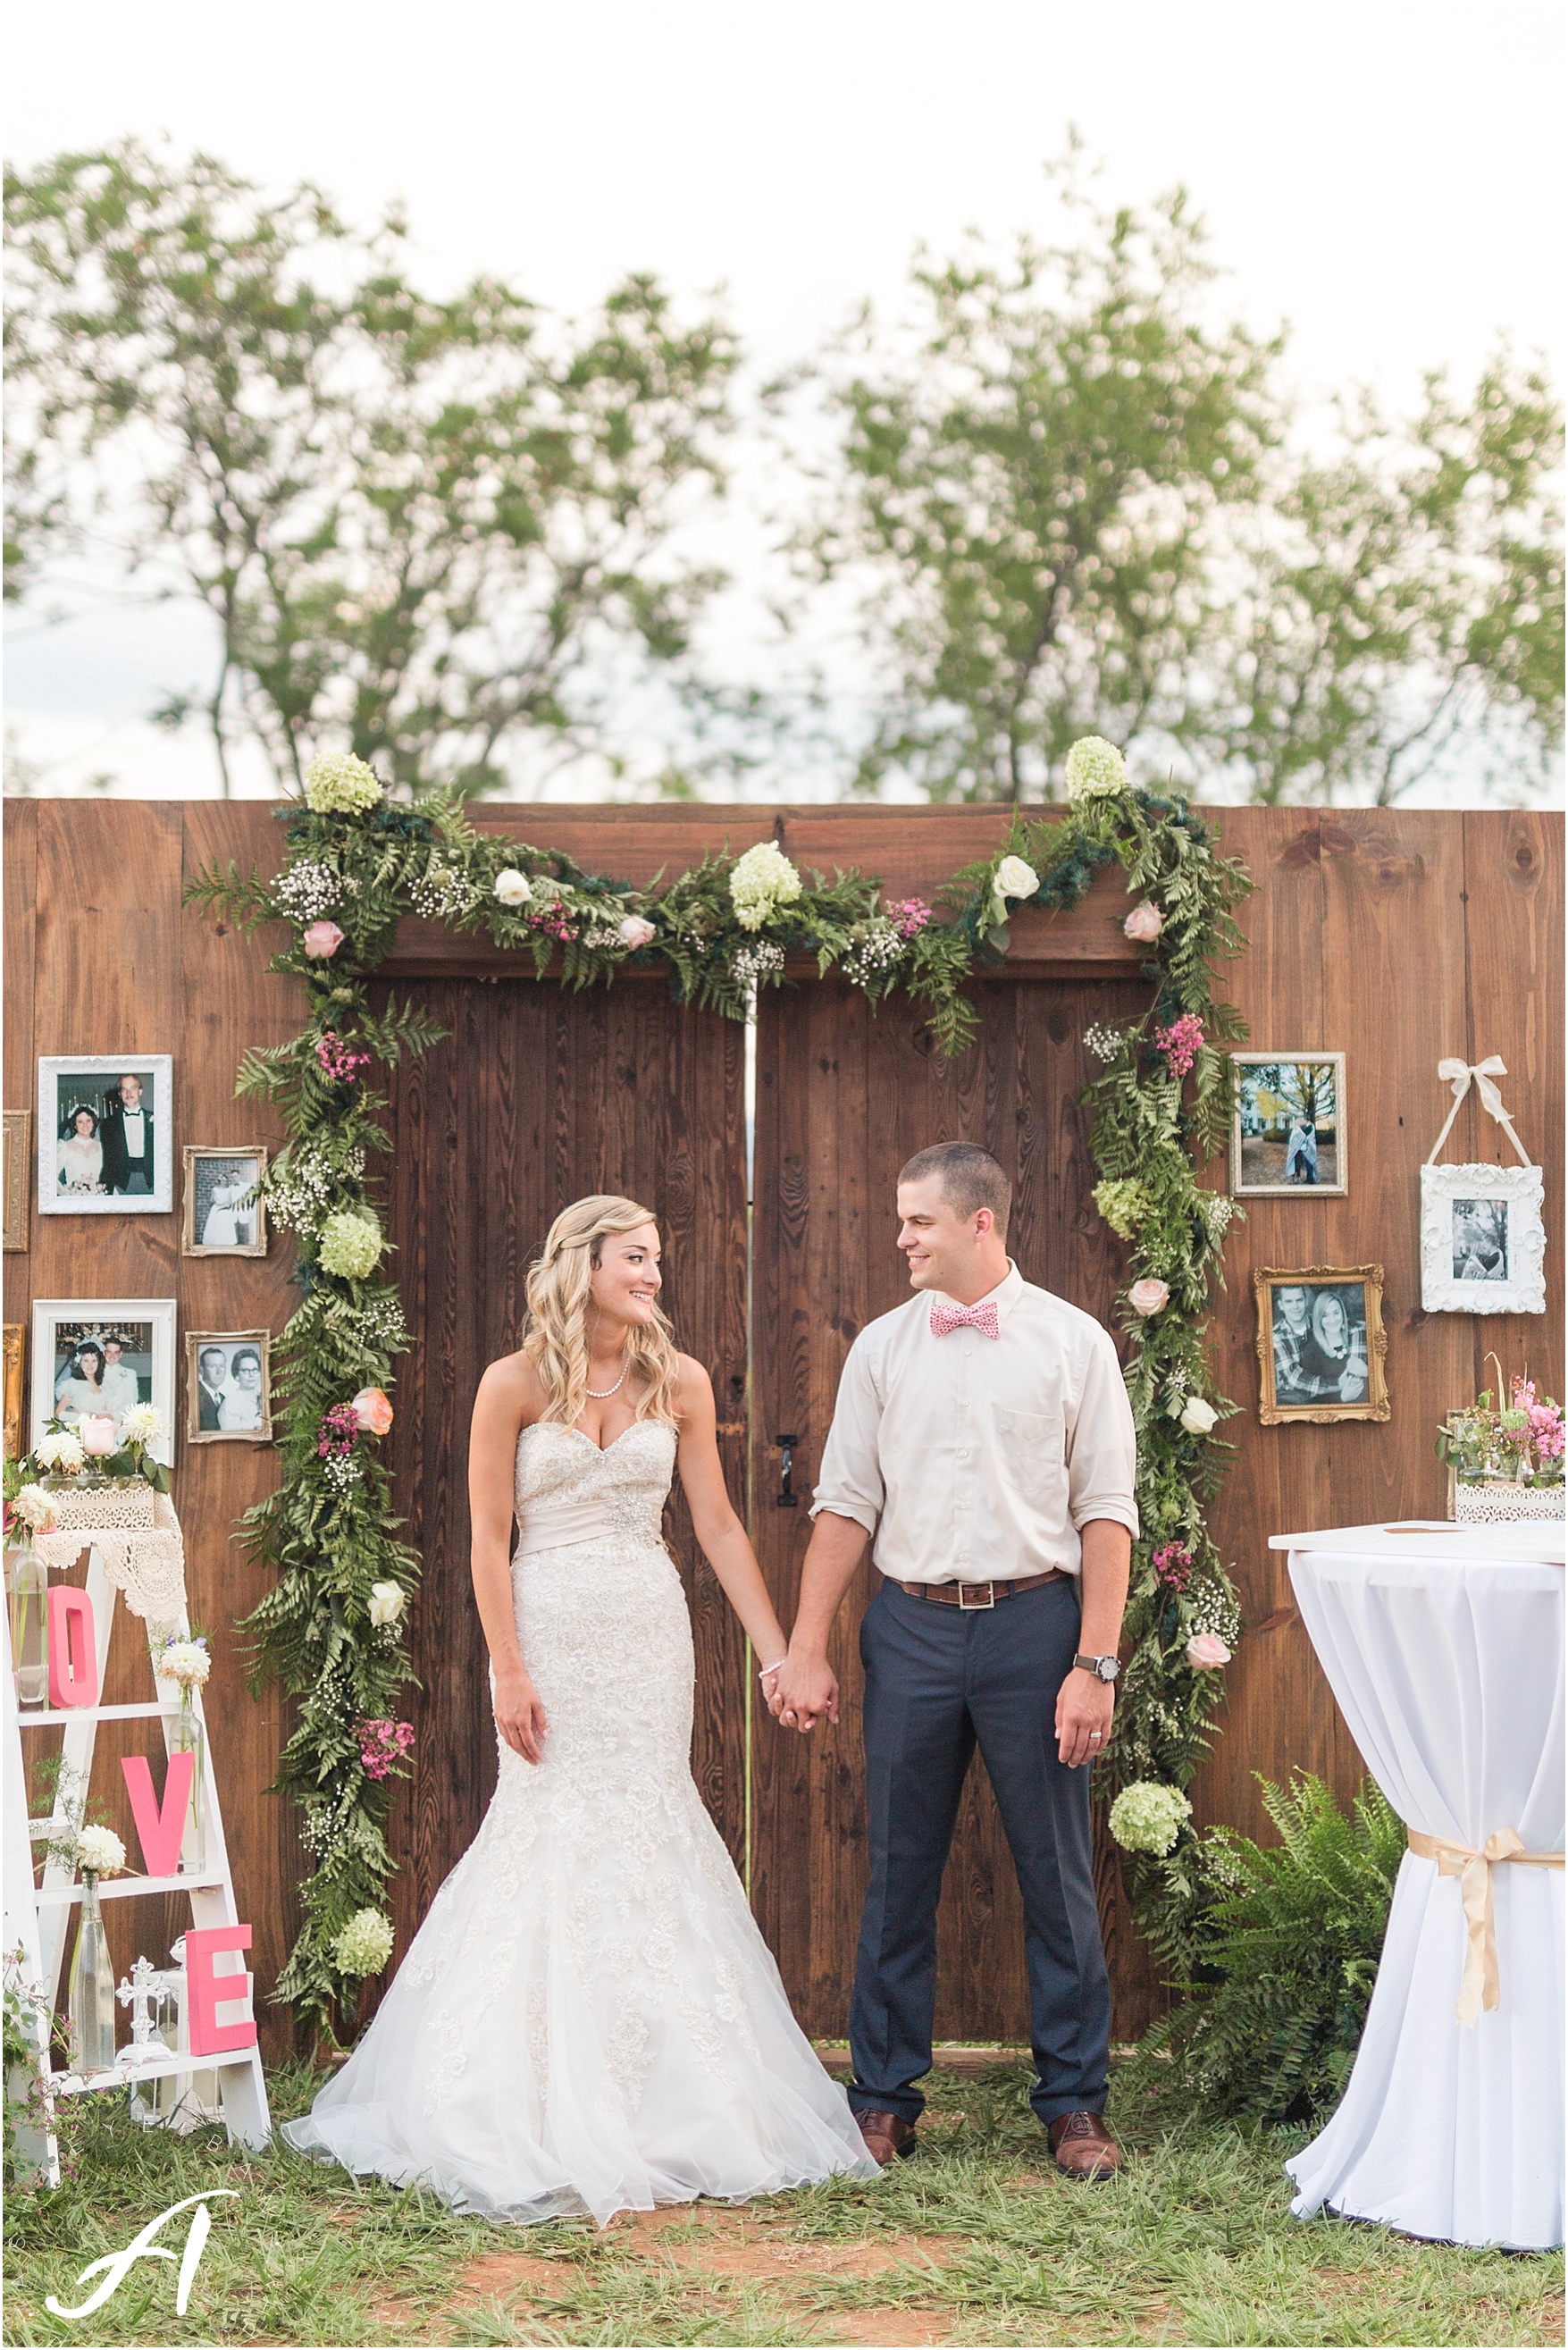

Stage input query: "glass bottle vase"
[
  {"left": 4, "top": 1535, "right": 47, "bottom": 1708},
  {"left": 172, "top": 1688, "right": 205, "bottom": 1875},
  {"left": 69, "top": 1876, "right": 116, "bottom": 2072}
]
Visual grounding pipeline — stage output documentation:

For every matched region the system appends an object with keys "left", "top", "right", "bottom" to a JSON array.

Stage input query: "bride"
[{"left": 285, "top": 1194, "right": 875, "bottom": 2222}]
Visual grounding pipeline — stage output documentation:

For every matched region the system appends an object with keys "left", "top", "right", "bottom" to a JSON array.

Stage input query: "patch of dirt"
[
  {"left": 652, "top": 2228, "right": 958, "bottom": 2284},
  {"left": 458, "top": 2248, "right": 583, "bottom": 2298},
  {"left": 817, "top": 2312, "right": 953, "bottom": 2347}
]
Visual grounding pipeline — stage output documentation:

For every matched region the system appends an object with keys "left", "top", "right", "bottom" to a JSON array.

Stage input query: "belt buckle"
[{"left": 957, "top": 1580, "right": 995, "bottom": 1610}]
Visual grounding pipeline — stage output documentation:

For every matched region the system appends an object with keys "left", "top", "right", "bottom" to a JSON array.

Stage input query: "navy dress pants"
[{"left": 847, "top": 1576, "right": 1111, "bottom": 2127}]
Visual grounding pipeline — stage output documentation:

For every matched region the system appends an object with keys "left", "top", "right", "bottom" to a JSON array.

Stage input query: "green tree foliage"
[
  {"left": 4, "top": 143, "right": 738, "bottom": 798},
  {"left": 812, "top": 161, "right": 1562, "bottom": 805},
  {"left": 1129, "top": 1773, "right": 1407, "bottom": 2123}
]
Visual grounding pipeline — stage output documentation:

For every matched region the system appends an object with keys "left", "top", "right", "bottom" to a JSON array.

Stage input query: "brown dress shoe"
[
  {"left": 854, "top": 2108, "right": 918, "bottom": 2167},
  {"left": 1046, "top": 2110, "right": 1122, "bottom": 2179}
]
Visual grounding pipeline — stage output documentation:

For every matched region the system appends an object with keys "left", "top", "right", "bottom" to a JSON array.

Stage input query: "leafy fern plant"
[{"left": 1129, "top": 1773, "right": 1406, "bottom": 2124}]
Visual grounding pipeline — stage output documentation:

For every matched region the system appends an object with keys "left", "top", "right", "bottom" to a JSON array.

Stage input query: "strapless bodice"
[{"left": 514, "top": 1417, "right": 676, "bottom": 1553}]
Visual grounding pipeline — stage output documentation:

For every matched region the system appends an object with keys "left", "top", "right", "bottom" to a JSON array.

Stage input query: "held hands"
[
  {"left": 1054, "top": 1666, "right": 1114, "bottom": 1769},
  {"left": 493, "top": 1665, "right": 549, "bottom": 1764},
  {"left": 766, "top": 1650, "right": 840, "bottom": 1733}
]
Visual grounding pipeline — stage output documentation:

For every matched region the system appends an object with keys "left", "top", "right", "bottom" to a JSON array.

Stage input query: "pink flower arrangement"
[
  {"left": 1186, "top": 1632, "right": 1232, "bottom": 1670},
  {"left": 1123, "top": 902, "right": 1164, "bottom": 944},
  {"left": 356, "top": 1718, "right": 415, "bottom": 1782},
  {"left": 1155, "top": 1012, "right": 1205, "bottom": 1078},
  {"left": 316, "top": 1403, "right": 360, "bottom": 1459},
  {"left": 1153, "top": 1541, "right": 1193, "bottom": 1593},
  {"left": 351, "top": 1386, "right": 395, "bottom": 1436},
  {"left": 884, "top": 898, "right": 934, "bottom": 940},
  {"left": 1517, "top": 1377, "right": 1566, "bottom": 1461},
  {"left": 524, "top": 896, "right": 579, "bottom": 944},
  {"left": 316, "top": 1032, "right": 370, "bottom": 1083},
  {"left": 302, "top": 920, "right": 346, "bottom": 959},
  {"left": 1128, "top": 1277, "right": 1170, "bottom": 1317}
]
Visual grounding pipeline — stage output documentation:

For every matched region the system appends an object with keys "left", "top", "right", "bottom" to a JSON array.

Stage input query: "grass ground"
[{"left": 4, "top": 2058, "right": 1561, "bottom": 2349}]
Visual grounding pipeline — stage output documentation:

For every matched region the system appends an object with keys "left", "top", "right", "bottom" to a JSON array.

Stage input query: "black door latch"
[{"left": 776, "top": 1433, "right": 800, "bottom": 1507}]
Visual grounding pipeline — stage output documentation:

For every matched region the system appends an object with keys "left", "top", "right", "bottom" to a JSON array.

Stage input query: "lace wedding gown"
[{"left": 284, "top": 1418, "right": 876, "bottom": 2223}]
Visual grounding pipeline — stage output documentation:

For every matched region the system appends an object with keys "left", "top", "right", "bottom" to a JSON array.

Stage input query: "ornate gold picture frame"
[
  {"left": 4, "top": 1111, "right": 30, "bottom": 1251},
  {"left": 3, "top": 1324, "right": 24, "bottom": 1461},
  {"left": 1254, "top": 1263, "right": 1389, "bottom": 1425}
]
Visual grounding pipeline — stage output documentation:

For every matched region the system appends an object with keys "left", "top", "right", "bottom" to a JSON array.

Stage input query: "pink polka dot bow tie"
[{"left": 928, "top": 1298, "right": 1001, "bottom": 1339}]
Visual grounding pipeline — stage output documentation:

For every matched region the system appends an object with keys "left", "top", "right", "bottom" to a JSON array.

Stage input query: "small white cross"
[{"left": 115, "top": 1956, "right": 181, "bottom": 2057}]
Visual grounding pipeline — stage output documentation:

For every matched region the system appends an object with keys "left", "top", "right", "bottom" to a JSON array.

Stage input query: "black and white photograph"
[
  {"left": 1419, "top": 1160, "right": 1547, "bottom": 1313},
  {"left": 185, "top": 1329, "right": 273, "bottom": 1442},
  {"left": 182, "top": 1146, "right": 269, "bottom": 1257},
  {"left": 1254, "top": 1264, "right": 1389, "bottom": 1424},
  {"left": 36, "top": 1053, "right": 173, "bottom": 1214},
  {"left": 29, "top": 1296, "right": 176, "bottom": 1461},
  {"left": 1230, "top": 1053, "right": 1346, "bottom": 1196}
]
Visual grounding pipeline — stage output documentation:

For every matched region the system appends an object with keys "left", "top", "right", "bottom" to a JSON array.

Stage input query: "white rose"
[
  {"left": 994, "top": 855, "right": 1040, "bottom": 902},
  {"left": 367, "top": 1581, "right": 407, "bottom": 1629},
  {"left": 10, "top": 1483, "right": 57, "bottom": 1532},
  {"left": 36, "top": 1431, "right": 86, "bottom": 1473},
  {"left": 1179, "top": 1396, "right": 1220, "bottom": 1435},
  {"left": 617, "top": 915, "right": 657, "bottom": 951},
  {"left": 76, "top": 1825, "right": 127, "bottom": 1876},
  {"left": 492, "top": 869, "right": 532, "bottom": 908}
]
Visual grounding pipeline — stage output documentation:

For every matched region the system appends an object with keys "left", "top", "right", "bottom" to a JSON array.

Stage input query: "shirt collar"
[{"left": 929, "top": 1260, "right": 1025, "bottom": 1329}]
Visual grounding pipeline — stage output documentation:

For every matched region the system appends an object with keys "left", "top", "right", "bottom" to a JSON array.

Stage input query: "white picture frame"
[
  {"left": 29, "top": 1297, "right": 177, "bottom": 1466},
  {"left": 1419, "top": 1162, "right": 1547, "bottom": 1314},
  {"left": 37, "top": 1055, "right": 173, "bottom": 1216},
  {"left": 1229, "top": 1051, "right": 1347, "bottom": 1198}
]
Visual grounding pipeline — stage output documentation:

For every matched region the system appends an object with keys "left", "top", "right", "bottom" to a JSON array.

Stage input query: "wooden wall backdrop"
[{"left": 4, "top": 799, "right": 1561, "bottom": 2058}]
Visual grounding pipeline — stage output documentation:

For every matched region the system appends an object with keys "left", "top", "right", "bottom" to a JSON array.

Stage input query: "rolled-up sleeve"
[
  {"left": 1064, "top": 1330, "right": 1140, "bottom": 1539},
  {"left": 809, "top": 1339, "right": 885, "bottom": 1537}
]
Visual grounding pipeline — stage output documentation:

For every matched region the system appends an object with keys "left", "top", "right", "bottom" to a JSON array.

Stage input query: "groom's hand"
[
  {"left": 770, "top": 1649, "right": 839, "bottom": 1733},
  {"left": 1055, "top": 1667, "right": 1114, "bottom": 1769}
]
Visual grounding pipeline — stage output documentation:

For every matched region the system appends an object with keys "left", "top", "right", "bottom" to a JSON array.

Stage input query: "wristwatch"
[{"left": 1074, "top": 1653, "right": 1121, "bottom": 1683}]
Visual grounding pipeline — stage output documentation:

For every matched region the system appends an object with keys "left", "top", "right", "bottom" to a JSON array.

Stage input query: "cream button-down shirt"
[{"left": 809, "top": 1263, "right": 1139, "bottom": 1583}]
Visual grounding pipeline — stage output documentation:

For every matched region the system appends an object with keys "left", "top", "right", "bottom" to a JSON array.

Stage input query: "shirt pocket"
[{"left": 994, "top": 1406, "right": 1069, "bottom": 1517}]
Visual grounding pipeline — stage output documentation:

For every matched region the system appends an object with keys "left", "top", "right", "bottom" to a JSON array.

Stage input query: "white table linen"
[{"left": 1275, "top": 1523, "right": 1564, "bottom": 2250}]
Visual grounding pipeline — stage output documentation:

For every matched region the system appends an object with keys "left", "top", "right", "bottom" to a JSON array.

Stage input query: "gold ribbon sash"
[{"left": 1407, "top": 1828, "right": 1565, "bottom": 2025}]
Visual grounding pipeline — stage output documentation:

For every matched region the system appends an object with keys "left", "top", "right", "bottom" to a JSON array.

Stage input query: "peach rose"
[
  {"left": 617, "top": 915, "right": 658, "bottom": 950},
  {"left": 303, "top": 920, "right": 346, "bottom": 959},
  {"left": 1128, "top": 1278, "right": 1170, "bottom": 1317},
  {"left": 351, "top": 1386, "right": 394, "bottom": 1436},
  {"left": 1123, "top": 901, "right": 1164, "bottom": 944},
  {"left": 1186, "top": 1632, "right": 1232, "bottom": 1670}
]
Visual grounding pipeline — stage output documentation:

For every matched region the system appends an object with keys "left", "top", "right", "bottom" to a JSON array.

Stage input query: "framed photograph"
[
  {"left": 185, "top": 1330, "right": 273, "bottom": 1444},
  {"left": 1419, "top": 1162, "right": 1547, "bottom": 1314},
  {"left": 1254, "top": 1265, "right": 1389, "bottom": 1425},
  {"left": 4, "top": 1325, "right": 23, "bottom": 1463},
  {"left": 182, "top": 1146, "right": 269, "bottom": 1257},
  {"left": 37, "top": 1055, "right": 173, "bottom": 1216},
  {"left": 4, "top": 1112, "right": 30, "bottom": 1251},
  {"left": 29, "top": 1298, "right": 176, "bottom": 1464},
  {"left": 1231, "top": 1053, "right": 1346, "bottom": 1196}
]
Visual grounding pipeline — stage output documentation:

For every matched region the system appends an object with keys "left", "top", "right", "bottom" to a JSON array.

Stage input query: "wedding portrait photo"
[{"left": 2, "top": 3, "right": 1562, "bottom": 2345}]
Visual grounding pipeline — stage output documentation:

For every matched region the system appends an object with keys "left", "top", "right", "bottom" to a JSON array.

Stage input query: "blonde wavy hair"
[{"left": 523, "top": 1195, "right": 681, "bottom": 1428}]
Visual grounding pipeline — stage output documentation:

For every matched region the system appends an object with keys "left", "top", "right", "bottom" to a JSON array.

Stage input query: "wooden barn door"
[
  {"left": 750, "top": 969, "right": 1164, "bottom": 2042},
  {"left": 377, "top": 978, "right": 749, "bottom": 1974}
]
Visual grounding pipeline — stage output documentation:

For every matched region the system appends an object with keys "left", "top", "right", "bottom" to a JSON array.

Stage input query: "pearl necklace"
[{"left": 584, "top": 1362, "right": 627, "bottom": 1399}]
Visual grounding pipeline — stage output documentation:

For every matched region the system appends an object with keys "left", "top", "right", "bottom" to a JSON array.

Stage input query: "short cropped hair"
[{"left": 898, "top": 1142, "right": 1011, "bottom": 1238}]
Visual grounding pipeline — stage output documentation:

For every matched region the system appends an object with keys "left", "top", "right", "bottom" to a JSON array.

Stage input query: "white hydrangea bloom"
[
  {"left": 303, "top": 752, "right": 384, "bottom": 815},
  {"left": 332, "top": 1909, "right": 396, "bottom": 1975},
  {"left": 1064, "top": 735, "right": 1129, "bottom": 802},
  {"left": 1108, "top": 1782, "right": 1191, "bottom": 1857},
  {"left": 729, "top": 842, "right": 803, "bottom": 931}
]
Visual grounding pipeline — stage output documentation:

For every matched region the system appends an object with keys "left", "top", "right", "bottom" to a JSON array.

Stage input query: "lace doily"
[
  {"left": 44, "top": 1482, "right": 157, "bottom": 1532},
  {"left": 33, "top": 1490, "right": 188, "bottom": 1622}
]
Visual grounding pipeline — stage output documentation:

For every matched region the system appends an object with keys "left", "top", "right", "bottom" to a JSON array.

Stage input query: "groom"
[{"left": 769, "top": 1142, "right": 1137, "bottom": 2178}]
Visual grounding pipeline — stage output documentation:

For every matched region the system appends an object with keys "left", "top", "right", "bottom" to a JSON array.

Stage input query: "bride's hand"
[{"left": 494, "top": 1666, "right": 548, "bottom": 1764}]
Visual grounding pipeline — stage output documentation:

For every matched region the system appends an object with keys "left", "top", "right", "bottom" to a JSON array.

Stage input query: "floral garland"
[{"left": 189, "top": 737, "right": 1252, "bottom": 2030}]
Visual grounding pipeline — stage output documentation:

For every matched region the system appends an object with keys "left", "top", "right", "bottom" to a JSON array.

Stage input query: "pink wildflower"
[
  {"left": 356, "top": 1718, "right": 415, "bottom": 1782},
  {"left": 1153, "top": 1541, "right": 1194, "bottom": 1593},
  {"left": 884, "top": 898, "right": 934, "bottom": 940},
  {"left": 524, "top": 896, "right": 579, "bottom": 944},
  {"left": 1155, "top": 1013, "right": 1205, "bottom": 1078},
  {"left": 316, "top": 1032, "right": 370, "bottom": 1083},
  {"left": 316, "top": 1403, "right": 360, "bottom": 1459}
]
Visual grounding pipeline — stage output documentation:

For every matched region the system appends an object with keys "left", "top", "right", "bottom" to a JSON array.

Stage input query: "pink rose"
[
  {"left": 77, "top": 1414, "right": 119, "bottom": 1457},
  {"left": 351, "top": 1386, "right": 394, "bottom": 1436},
  {"left": 1186, "top": 1632, "right": 1232, "bottom": 1670},
  {"left": 617, "top": 915, "right": 658, "bottom": 951},
  {"left": 303, "top": 920, "right": 346, "bottom": 959},
  {"left": 1123, "top": 902, "right": 1164, "bottom": 944},
  {"left": 1128, "top": 1278, "right": 1170, "bottom": 1317}
]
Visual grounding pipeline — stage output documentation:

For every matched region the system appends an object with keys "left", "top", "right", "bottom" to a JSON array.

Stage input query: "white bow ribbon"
[{"left": 1426, "top": 1056, "right": 1533, "bottom": 1169}]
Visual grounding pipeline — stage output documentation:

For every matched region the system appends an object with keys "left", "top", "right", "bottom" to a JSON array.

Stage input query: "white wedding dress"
[{"left": 284, "top": 1418, "right": 876, "bottom": 2223}]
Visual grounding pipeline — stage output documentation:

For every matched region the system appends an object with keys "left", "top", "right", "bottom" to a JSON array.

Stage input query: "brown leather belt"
[{"left": 898, "top": 1570, "right": 1067, "bottom": 1611}]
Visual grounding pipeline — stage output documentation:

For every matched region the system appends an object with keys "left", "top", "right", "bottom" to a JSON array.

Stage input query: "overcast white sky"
[{"left": 5, "top": 0, "right": 1564, "bottom": 801}]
